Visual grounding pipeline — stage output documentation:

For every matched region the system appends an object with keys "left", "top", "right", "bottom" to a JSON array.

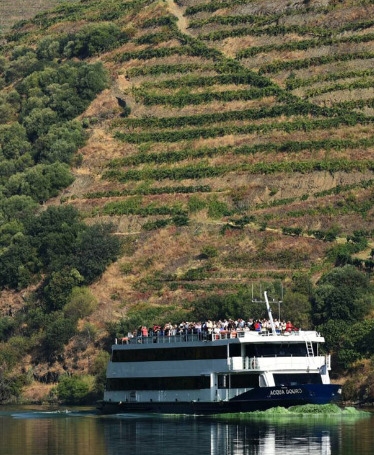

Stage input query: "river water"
[{"left": 0, "top": 404, "right": 373, "bottom": 455}]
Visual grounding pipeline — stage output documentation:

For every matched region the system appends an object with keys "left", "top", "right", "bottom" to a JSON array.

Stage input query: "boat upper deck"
[{"left": 114, "top": 329, "right": 324, "bottom": 348}]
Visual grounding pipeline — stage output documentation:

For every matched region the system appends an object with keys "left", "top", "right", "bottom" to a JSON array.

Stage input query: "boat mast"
[{"left": 264, "top": 291, "right": 278, "bottom": 335}]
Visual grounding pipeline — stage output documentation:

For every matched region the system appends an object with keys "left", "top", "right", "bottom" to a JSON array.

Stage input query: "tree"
[
  {"left": 36, "top": 36, "right": 62, "bottom": 60},
  {"left": 42, "top": 268, "right": 84, "bottom": 312},
  {"left": 22, "top": 107, "right": 58, "bottom": 141},
  {"left": 0, "top": 195, "right": 38, "bottom": 222},
  {"left": 20, "top": 95, "right": 49, "bottom": 119},
  {"left": 45, "top": 83, "right": 86, "bottom": 120},
  {"left": 290, "top": 273, "right": 314, "bottom": 298},
  {"left": 281, "top": 291, "right": 312, "bottom": 329},
  {"left": 314, "top": 319, "right": 349, "bottom": 354},
  {"left": 0, "top": 220, "right": 24, "bottom": 248},
  {"left": 25, "top": 205, "right": 83, "bottom": 268},
  {"left": 192, "top": 289, "right": 264, "bottom": 321},
  {"left": 63, "top": 23, "right": 126, "bottom": 58},
  {"left": 0, "top": 235, "right": 38, "bottom": 289},
  {"left": 44, "top": 314, "right": 77, "bottom": 356},
  {"left": 75, "top": 62, "right": 108, "bottom": 101},
  {"left": 0, "top": 98, "right": 17, "bottom": 123},
  {"left": 312, "top": 265, "right": 373, "bottom": 325},
  {"left": 74, "top": 223, "right": 121, "bottom": 283},
  {"left": 0, "top": 123, "right": 31, "bottom": 160},
  {"left": 34, "top": 121, "right": 86, "bottom": 164},
  {"left": 6, "top": 163, "right": 74, "bottom": 202},
  {"left": 5, "top": 50, "right": 41, "bottom": 83}
]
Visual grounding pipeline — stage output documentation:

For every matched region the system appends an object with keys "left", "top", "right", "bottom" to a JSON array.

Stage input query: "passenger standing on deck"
[
  {"left": 286, "top": 321, "right": 293, "bottom": 332},
  {"left": 254, "top": 320, "right": 261, "bottom": 332}
]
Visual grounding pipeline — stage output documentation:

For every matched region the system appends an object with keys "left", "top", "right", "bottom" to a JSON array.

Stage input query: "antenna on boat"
[{"left": 264, "top": 291, "right": 278, "bottom": 336}]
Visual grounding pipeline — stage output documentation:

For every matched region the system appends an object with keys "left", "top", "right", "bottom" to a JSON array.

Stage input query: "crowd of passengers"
[{"left": 131, "top": 318, "right": 298, "bottom": 339}]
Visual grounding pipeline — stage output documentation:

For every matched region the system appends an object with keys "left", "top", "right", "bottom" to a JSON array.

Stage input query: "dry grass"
[{"left": 21, "top": 383, "right": 55, "bottom": 404}]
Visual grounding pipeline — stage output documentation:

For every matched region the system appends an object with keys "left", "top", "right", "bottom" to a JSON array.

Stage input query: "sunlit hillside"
[
  {"left": 64, "top": 0, "right": 374, "bottom": 312},
  {"left": 1, "top": 0, "right": 374, "bottom": 402}
]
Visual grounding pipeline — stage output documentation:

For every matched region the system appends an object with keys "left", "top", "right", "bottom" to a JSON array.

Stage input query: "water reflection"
[
  {"left": 101, "top": 410, "right": 368, "bottom": 455},
  {"left": 0, "top": 407, "right": 105, "bottom": 455},
  {"left": 0, "top": 406, "right": 372, "bottom": 455}
]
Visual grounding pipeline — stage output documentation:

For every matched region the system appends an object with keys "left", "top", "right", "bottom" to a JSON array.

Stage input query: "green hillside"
[{"left": 1, "top": 0, "right": 374, "bottom": 404}]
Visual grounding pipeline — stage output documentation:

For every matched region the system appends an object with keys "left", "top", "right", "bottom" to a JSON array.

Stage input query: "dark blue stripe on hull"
[
  {"left": 98, "top": 384, "right": 341, "bottom": 415},
  {"left": 231, "top": 383, "right": 341, "bottom": 405}
]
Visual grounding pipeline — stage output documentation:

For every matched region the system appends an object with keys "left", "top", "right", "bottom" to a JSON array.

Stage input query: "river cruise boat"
[{"left": 98, "top": 293, "right": 341, "bottom": 414}]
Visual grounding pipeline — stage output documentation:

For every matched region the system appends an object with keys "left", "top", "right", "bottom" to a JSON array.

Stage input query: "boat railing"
[
  {"left": 116, "top": 332, "right": 232, "bottom": 344},
  {"left": 115, "top": 329, "right": 309, "bottom": 345},
  {"left": 241, "top": 355, "right": 327, "bottom": 371}
]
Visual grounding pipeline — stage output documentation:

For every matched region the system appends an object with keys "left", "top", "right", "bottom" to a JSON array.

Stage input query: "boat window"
[
  {"left": 245, "top": 343, "right": 307, "bottom": 357},
  {"left": 273, "top": 373, "right": 322, "bottom": 386},
  {"left": 112, "top": 345, "right": 232, "bottom": 362},
  {"left": 218, "top": 374, "right": 260, "bottom": 389},
  {"left": 259, "top": 374, "right": 267, "bottom": 387},
  {"left": 230, "top": 344, "right": 241, "bottom": 357}
]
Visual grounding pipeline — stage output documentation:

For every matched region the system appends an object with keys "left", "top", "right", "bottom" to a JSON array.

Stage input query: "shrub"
[
  {"left": 57, "top": 375, "right": 89, "bottom": 404},
  {"left": 0, "top": 318, "right": 15, "bottom": 342},
  {"left": 63, "top": 23, "right": 129, "bottom": 58},
  {"left": 200, "top": 246, "right": 218, "bottom": 259},
  {"left": 188, "top": 195, "right": 207, "bottom": 213},
  {"left": 91, "top": 351, "right": 110, "bottom": 396},
  {"left": 43, "top": 268, "right": 84, "bottom": 312},
  {"left": 172, "top": 214, "right": 189, "bottom": 226},
  {"left": 63, "top": 287, "right": 98, "bottom": 321},
  {"left": 207, "top": 196, "right": 231, "bottom": 219},
  {"left": 142, "top": 219, "right": 170, "bottom": 231}
]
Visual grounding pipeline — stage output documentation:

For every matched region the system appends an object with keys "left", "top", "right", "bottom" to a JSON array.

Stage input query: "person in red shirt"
[{"left": 286, "top": 321, "right": 293, "bottom": 332}]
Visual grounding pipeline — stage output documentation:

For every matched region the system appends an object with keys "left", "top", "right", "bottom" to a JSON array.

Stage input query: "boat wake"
[
  {"left": 213, "top": 404, "right": 370, "bottom": 420},
  {"left": 10, "top": 409, "right": 99, "bottom": 419}
]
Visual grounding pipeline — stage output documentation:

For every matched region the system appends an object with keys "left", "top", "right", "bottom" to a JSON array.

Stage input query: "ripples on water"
[{"left": 0, "top": 404, "right": 372, "bottom": 455}]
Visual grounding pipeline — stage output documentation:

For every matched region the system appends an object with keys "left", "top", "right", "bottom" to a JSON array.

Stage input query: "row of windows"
[
  {"left": 106, "top": 376, "right": 211, "bottom": 391},
  {"left": 111, "top": 343, "right": 311, "bottom": 362},
  {"left": 106, "top": 373, "right": 322, "bottom": 392},
  {"left": 106, "top": 374, "right": 261, "bottom": 391},
  {"left": 273, "top": 373, "right": 322, "bottom": 386},
  {"left": 245, "top": 343, "right": 310, "bottom": 357},
  {"left": 111, "top": 344, "right": 241, "bottom": 362}
]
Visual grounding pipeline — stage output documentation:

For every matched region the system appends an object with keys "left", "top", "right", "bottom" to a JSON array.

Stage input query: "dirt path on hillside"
[{"left": 166, "top": 0, "right": 191, "bottom": 36}]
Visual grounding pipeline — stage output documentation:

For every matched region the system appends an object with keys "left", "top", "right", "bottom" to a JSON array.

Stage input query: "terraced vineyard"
[
  {"left": 2, "top": 0, "right": 374, "bottom": 316},
  {"left": 0, "top": 0, "right": 78, "bottom": 35}
]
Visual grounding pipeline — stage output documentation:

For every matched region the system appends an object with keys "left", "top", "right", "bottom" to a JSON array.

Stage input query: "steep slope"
[
  {"left": 1, "top": 0, "right": 374, "bottom": 397},
  {"left": 2, "top": 0, "right": 374, "bottom": 323},
  {"left": 65, "top": 0, "right": 374, "bottom": 316}
]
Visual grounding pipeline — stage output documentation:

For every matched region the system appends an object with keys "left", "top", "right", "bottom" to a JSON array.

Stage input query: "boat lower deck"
[{"left": 98, "top": 384, "right": 341, "bottom": 415}]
